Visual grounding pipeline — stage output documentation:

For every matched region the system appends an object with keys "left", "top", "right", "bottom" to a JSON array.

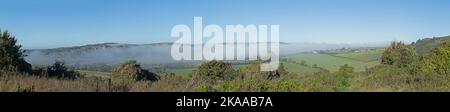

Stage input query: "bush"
[
  {"left": 194, "top": 60, "right": 235, "bottom": 80},
  {"left": 334, "top": 64, "right": 355, "bottom": 91},
  {"left": 112, "top": 60, "right": 159, "bottom": 81},
  {"left": 46, "top": 61, "right": 80, "bottom": 79},
  {"left": 215, "top": 73, "right": 271, "bottom": 92},
  {"left": 144, "top": 72, "right": 188, "bottom": 92},
  {"left": 196, "top": 84, "right": 214, "bottom": 92},
  {"left": 270, "top": 74, "right": 304, "bottom": 92},
  {"left": 422, "top": 41, "right": 450, "bottom": 75},
  {"left": 111, "top": 60, "right": 159, "bottom": 91}
]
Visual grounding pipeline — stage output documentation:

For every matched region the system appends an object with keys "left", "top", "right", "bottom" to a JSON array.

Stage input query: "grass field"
[
  {"left": 284, "top": 49, "right": 382, "bottom": 72},
  {"left": 167, "top": 68, "right": 193, "bottom": 76},
  {"left": 77, "top": 49, "right": 383, "bottom": 77},
  {"left": 281, "top": 62, "right": 319, "bottom": 73},
  {"left": 77, "top": 70, "right": 112, "bottom": 78},
  {"left": 334, "top": 49, "right": 383, "bottom": 62}
]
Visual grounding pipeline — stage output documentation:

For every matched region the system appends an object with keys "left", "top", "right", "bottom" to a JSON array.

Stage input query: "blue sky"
[{"left": 1, "top": 0, "right": 450, "bottom": 49}]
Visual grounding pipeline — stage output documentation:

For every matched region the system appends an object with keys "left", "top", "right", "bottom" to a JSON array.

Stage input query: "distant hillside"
[
  {"left": 414, "top": 35, "right": 450, "bottom": 55},
  {"left": 24, "top": 42, "right": 387, "bottom": 67}
]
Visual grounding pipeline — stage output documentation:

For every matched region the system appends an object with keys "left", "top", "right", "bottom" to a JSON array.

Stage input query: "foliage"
[
  {"left": 414, "top": 36, "right": 450, "bottom": 55},
  {"left": 111, "top": 60, "right": 159, "bottom": 91},
  {"left": 334, "top": 64, "right": 354, "bottom": 91},
  {"left": 194, "top": 60, "right": 236, "bottom": 80},
  {"left": 112, "top": 60, "right": 159, "bottom": 81},
  {"left": 380, "top": 41, "right": 417, "bottom": 68},
  {"left": 0, "top": 29, "right": 31, "bottom": 73},
  {"left": 239, "top": 60, "right": 288, "bottom": 79},
  {"left": 46, "top": 61, "right": 81, "bottom": 79},
  {"left": 422, "top": 41, "right": 450, "bottom": 75},
  {"left": 196, "top": 84, "right": 214, "bottom": 92}
]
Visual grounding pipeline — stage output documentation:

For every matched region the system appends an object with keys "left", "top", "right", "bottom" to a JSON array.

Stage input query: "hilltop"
[{"left": 413, "top": 35, "right": 450, "bottom": 55}]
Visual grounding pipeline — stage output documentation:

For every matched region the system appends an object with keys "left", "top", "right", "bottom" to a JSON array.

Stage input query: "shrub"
[
  {"left": 334, "top": 64, "right": 355, "bottom": 91},
  {"left": 270, "top": 74, "right": 304, "bottom": 92},
  {"left": 194, "top": 60, "right": 235, "bottom": 80},
  {"left": 144, "top": 72, "right": 189, "bottom": 92},
  {"left": 424, "top": 41, "right": 450, "bottom": 75},
  {"left": 196, "top": 84, "right": 214, "bottom": 92},
  {"left": 46, "top": 61, "right": 80, "bottom": 79},
  {"left": 112, "top": 60, "right": 159, "bottom": 81},
  {"left": 111, "top": 60, "right": 159, "bottom": 91}
]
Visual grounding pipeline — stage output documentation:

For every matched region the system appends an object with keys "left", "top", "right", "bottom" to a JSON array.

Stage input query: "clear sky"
[{"left": 1, "top": 0, "right": 450, "bottom": 49}]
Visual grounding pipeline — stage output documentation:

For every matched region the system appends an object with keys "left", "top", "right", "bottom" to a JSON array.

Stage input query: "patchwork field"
[
  {"left": 77, "top": 49, "right": 384, "bottom": 77},
  {"left": 284, "top": 49, "right": 383, "bottom": 72},
  {"left": 334, "top": 49, "right": 384, "bottom": 62},
  {"left": 281, "top": 62, "right": 319, "bottom": 73}
]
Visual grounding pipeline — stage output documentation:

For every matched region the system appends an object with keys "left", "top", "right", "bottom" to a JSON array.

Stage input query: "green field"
[
  {"left": 334, "top": 49, "right": 383, "bottom": 62},
  {"left": 77, "top": 70, "right": 112, "bottom": 78},
  {"left": 168, "top": 68, "right": 194, "bottom": 76},
  {"left": 281, "top": 62, "right": 319, "bottom": 73},
  {"left": 79, "top": 49, "right": 383, "bottom": 77},
  {"left": 167, "top": 49, "right": 383, "bottom": 75},
  {"left": 284, "top": 50, "right": 382, "bottom": 72}
]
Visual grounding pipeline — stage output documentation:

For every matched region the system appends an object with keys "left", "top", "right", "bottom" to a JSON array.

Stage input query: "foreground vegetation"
[{"left": 1, "top": 29, "right": 449, "bottom": 92}]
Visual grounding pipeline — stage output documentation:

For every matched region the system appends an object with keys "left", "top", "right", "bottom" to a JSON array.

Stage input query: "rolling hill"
[
  {"left": 25, "top": 42, "right": 386, "bottom": 67},
  {"left": 414, "top": 35, "right": 450, "bottom": 55}
]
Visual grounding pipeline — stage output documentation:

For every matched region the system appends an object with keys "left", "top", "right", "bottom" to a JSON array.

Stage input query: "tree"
[
  {"left": 334, "top": 64, "right": 354, "bottom": 91},
  {"left": 194, "top": 60, "right": 235, "bottom": 80},
  {"left": 381, "top": 41, "right": 417, "bottom": 68},
  {"left": 46, "top": 61, "right": 80, "bottom": 79},
  {"left": 0, "top": 29, "right": 31, "bottom": 73}
]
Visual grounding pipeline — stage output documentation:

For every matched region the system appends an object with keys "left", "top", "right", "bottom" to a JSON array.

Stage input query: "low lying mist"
[{"left": 25, "top": 42, "right": 388, "bottom": 67}]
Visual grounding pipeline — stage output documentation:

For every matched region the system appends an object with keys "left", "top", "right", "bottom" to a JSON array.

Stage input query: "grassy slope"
[
  {"left": 168, "top": 68, "right": 193, "bottom": 76},
  {"left": 334, "top": 49, "right": 383, "bottom": 62},
  {"left": 282, "top": 62, "right": 319, "bottom": 73},
  {"left": 414, "top": 36, "right": 450, "bottom": 55}
]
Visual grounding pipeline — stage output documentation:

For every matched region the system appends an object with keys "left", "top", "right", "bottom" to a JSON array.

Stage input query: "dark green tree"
[
  {"left": 46, "top": 61, "right": 80, "bottom": 79},
  {"left": 0, "top": 29, "right": 31, "bottom": 73},
  {"left": 195, "top": 60, "right": 235, "bottom": 80}
]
